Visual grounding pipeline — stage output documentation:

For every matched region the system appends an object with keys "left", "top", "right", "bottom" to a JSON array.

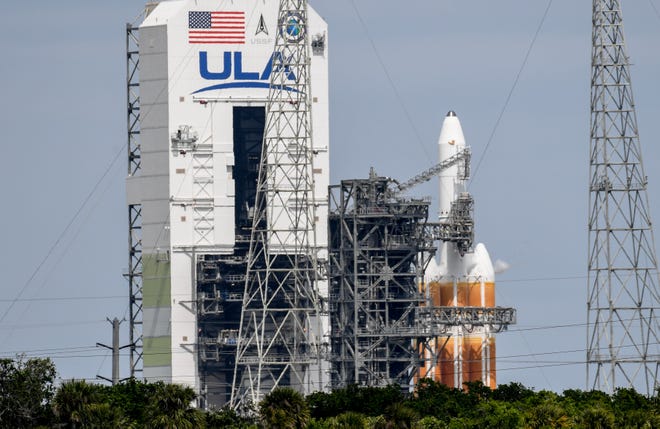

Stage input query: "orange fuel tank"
[{"left": 423, "top": 243, "right": 497, "bottom": 389}]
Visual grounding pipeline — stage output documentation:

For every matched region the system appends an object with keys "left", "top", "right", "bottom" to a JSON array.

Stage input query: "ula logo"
[{"left": 193, "top": 51, "right": 298, "bottom": 94}]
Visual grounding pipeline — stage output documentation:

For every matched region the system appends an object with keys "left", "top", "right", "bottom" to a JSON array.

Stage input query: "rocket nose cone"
[{"left": 438, "top": 111, "right": 466, "bottom": 147}]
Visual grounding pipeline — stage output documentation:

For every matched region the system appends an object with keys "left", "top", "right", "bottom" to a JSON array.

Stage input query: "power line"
[
  {"left": 7, "top": 325, "right": 656, "bottom": 362},
  {"left": 0, "top": 296, "right": 125, "bottom": 303},
  {"left": 0, "top": 272, "right": 591, "bottom": 306},
  {"left": 1, "top": 345, "right": 98, "bottom": 355},
  {"left": 647, "top": 0, "right": 660, "bottom": 21},
  {"left": 470, "top": 0, "right": 554, "bottom": 183},
  {"left": 0, "top": 291, "right": 220, "bottom": 303},
  {"left": 507, "top": 313, "right": 659, "bottom": 333},
  {"left": 498, "top": 274, "right": 586, "bottom": 284},
  {"left": 0, "top": 146, "right": 125, "bottom": 329},
  {"left": 0, "top": 0, "right": 228, "bottom": 344},
  {"left": 347, "top": 0, "right": 430, "bottom": 159},
  {"left": 0, "top": 320, "right": 107, "bottom": 331}
]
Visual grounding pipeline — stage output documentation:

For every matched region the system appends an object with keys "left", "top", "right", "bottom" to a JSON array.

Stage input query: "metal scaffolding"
[
  {"left": 328, "top": 173, "right": 435, "bottom": 388},
  {"left": 196, "top": 253, "right": 249, "bottom": 408},
  {"left": 588, "top": 0, "right": 660, "bottom": 395},
  {"left": 328, "top": 172, "right": 515, "bottom": 389},
  {"left": 192, "top": 107, "right": 266, "bottom": 408},
  {"left": 231, "top": 0, "right": 323, "bottom": 408},
  {"left": 126, "top": 22, "right": 143, "bottom": 378}
]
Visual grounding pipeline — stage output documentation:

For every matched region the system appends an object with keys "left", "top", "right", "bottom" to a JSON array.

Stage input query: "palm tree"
[
  {"left": 580, "top": 406, "right": 615, "bottom": 429},
  {"left": 374, "top": 403, "right": 419, "bottom": 429},
  {"left": 259, "top": 387, "right": 310, "bottom": 429},
  {"left": 331, "top": 411, "right": 368, "bottom": 428},
  {"left": 144, "top": 382, "right": 205, "bottom": 429},
  {"left": 77, "top": 403, "right": 129, "bottom": 428},
  {"left": 52, "top": 380, "right": 104, "bottom": 428}
]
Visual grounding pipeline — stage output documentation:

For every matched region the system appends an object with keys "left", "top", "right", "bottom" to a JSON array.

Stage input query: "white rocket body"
[
  {"left": 435, "top": 242, "right": 495, "bottom": 286},
  {"left": 434, "top": 110, "right": 494, "bottom": 283},
  {"left": 423, "top": 111, "right": 497, "bottom": 389},
  {"left": 438, "top": 111, "right": 467, "bottom": 223}
]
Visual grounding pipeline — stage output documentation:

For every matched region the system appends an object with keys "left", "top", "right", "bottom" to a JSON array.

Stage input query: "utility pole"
[
  {"left": 588, "top": 0, "right": 660, "bottom": 395},
  {"left": 231, "top": 0, "right": 322, "bottom": 409},
  {"left": 97, "top": 318, "right": 130, "bottom": 385}
]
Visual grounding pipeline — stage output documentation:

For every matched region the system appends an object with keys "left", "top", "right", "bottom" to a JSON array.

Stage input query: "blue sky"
[{"left": 1, "top": 0, "right": 659, "bottom": 392}]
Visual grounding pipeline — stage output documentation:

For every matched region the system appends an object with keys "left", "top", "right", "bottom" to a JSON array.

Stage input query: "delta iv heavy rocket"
[{"left": 424, "top": 111, "right": 498, "bottom": 389}]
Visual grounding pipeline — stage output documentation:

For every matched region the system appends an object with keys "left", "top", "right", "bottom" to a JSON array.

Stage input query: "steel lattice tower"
[
  {"left": 231, "top": 0, "right": 322, "bottom": 408},
  {"left": 588, "top": 0, "right": 660, "bottom": 395},
  {"left": 126, "top": 22, "right": 143, "bottom": 378}
]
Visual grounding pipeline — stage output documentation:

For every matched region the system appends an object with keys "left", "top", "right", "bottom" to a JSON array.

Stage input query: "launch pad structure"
[
  {"left": 123, "top": 0, "right": 518, "bottom": 409},
  {"left": 116, "top": 0, "right": 660, "bottom": 405},
  {"left": 328, "top": 171, "right": 516, "bottom": 390},
  {"left": 328, "top": 173, "right": 436, "bottom": 387}
]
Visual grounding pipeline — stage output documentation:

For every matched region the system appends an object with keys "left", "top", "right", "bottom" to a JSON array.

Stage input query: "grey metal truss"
[
  {"left": 195, "top": 107, "right": 264, "bottom": 409},
  {"left": 126, "top": 23, "right": 143, "bottom": 378},
  {"left": 328, "top": 174, "right": 436, "bottom": 388},
  {"left": 588, "top": 0, "right": 660, "bottom": 395},
  {"left": 327, "top": 173, "right": 515, "bottom": 390},
  {"left": 396, "top": 148, "right": 471, "bottom": 194},
  {"left": 396, "top": 150, "right": 473, "bottom": 255},
  {"left": 231, "top": 0, "right": 322, "bottom": 408}
]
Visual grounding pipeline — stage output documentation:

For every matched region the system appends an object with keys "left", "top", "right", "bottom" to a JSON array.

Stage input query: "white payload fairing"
[
  {"left": 424, "top": 111, "right": 498, "bottom": 389},
  {"left": 438, "top": 111, "right": 467, "bottom": 223}
]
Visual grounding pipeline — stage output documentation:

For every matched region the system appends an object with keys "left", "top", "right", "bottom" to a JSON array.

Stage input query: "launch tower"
[
  {"left": 328, "top": 172, "right": 438, "bottom": 388},
  {"left": 231, "top": 0, "right": 327, "bottom": 408},
  {"left": 126, "top": 0, "right": 329, "bottom": 408},
  {"left": 588, "top": 0, "right": 660, "bottom": 394}
]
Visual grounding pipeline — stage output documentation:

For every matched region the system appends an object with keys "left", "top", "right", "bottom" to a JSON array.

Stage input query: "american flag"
[{"left": 188, "top": 11, "right": 246, "bottom": 44}]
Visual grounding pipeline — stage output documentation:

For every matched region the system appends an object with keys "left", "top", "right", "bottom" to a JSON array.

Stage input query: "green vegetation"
[
  {"left": 2, "top": 356, "right": 659, "bottom": 428},
  {"left": 0, "top": 356, "right": 56, "bottom": 428}
]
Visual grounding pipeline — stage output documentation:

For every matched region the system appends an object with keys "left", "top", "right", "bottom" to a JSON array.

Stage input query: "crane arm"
[{"left": 396, "top": 148, "right": 471, "bottom": 194}]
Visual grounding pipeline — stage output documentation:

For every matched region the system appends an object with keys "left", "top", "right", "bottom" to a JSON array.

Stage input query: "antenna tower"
[
  {"left": 231, "top": 0, "right": 322, "bottom": 408},
  {"left": 588, "top": 0, "right": 660, "bottom": 394}
]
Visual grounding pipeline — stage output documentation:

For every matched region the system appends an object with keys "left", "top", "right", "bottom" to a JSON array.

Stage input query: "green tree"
[
  {"left": 308, "top": 384, "right": 404, "bottom": 419},
  {"left": 471, "top": 400, "right": 523, "bottom": 429},
  {"left": 329, "top": 411, "right": 369, "bottom": 428},
  {"left": 492, "top": 382, "right": 535, "bottom": 403},
  {"left": 462, "top": 381, "right": 492, "bottom": 403},
  {"left": 414, "top": 416, "right": 447, "bottom": 429},
  {"left": 52, "top": 379, "right": 106, "bottom": 428},
  {"left": 105, "top": 377, "right": 157, "bottom": 426},
  {"left": 446, "top": 417, "right": 474, "bottom": 429},
  {"left": 0, "top": 356, "right": 56, "bottom": 429},
  {"left": 524, "top": 399, "right": 573, "bottom": 429},
  {"left": 408, "top": 379, "right": 470, "bottom": 421},
  {"left": 610, "top": 387, "right": 655, "bottom": 428},
  {"left": 579, "top": 406, "right": 615, "bottom": 429},
  {"left": 562, "top": 389, "right": 612, "bottom": 411},
  {"left": 374, "top": 403, "right": 419, "bottom": 429},
  {"left": 307, "top": 418, "right": 332, "bottom": 429},
  {"left": 144, "top": 382, "right": 206, "bottom": 429},
  {"left": 260, "top": 387, "right": 310, "bottom": 429},
  {"left": 206, "top": 406, "right": 254, "bottom": 428},
  {"left": 76, "top": 402, "right": 129, "bottom": 428}
]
